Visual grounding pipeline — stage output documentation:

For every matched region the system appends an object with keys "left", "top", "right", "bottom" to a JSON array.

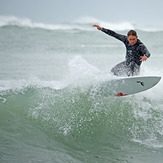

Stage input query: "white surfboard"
[{"left": 100, "top": 76, "right": 161, "bottom": 96}]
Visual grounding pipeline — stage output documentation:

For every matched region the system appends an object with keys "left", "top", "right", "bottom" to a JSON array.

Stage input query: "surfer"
[{"left": 92, "top": 25, "right": 151, "bottom": 76}]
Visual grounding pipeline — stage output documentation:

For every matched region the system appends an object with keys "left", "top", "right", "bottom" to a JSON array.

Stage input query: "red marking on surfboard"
[{"left": 116, "top": 92, "right": 128, "bottom": 97}]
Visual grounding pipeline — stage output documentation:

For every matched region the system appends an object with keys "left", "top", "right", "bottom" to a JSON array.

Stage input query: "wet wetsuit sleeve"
[
  {"left": 139, "top": 44, "right": 151, "bottom": 58},
  {"left": 101, "top": 28, "right": 127, "bottom": 43}
]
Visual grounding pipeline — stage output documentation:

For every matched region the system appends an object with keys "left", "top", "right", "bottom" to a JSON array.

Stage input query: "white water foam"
[
  {"left": 68, "top": 56, "right": 100, "bottom": 82},
  {"left": 1, "top": 15, "right": 163, "bottom": 32}
]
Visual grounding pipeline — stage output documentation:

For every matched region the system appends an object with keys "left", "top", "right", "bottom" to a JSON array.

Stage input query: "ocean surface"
[{"left": 0, "top": 16, "right": 163, "bottom": 163}]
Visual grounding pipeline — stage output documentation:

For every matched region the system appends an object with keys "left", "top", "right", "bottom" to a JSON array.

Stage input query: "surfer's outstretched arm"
[{"left": 92, "top": 24, "right": 126, "bottom": 43}]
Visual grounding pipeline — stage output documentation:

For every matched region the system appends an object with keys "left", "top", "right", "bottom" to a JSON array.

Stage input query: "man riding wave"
[{"left": 92, "top": 25, "right": 150, "bottom": 76}]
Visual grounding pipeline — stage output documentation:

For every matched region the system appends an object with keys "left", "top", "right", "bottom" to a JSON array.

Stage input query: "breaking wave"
[{"left": 0, "top": 15, "right": 163, "bottom": 32}]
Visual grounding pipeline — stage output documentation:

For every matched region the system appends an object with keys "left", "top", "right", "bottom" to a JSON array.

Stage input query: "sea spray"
[{"left": 1, "top": 16, "right": 163, "bottom": 162}]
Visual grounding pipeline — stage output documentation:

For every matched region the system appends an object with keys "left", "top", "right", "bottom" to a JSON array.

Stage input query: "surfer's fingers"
[{"left": 140, "top": 56, "right": 147, "bottom": 61}]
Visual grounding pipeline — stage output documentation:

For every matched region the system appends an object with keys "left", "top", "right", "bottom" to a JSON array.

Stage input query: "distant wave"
[{"left": 0, "top": 15, "right": 163, "bottom": 32}]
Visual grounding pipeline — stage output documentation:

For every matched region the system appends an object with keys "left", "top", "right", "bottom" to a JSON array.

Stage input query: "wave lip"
[{"left": 1, "top": 15, "right": 163, "bottom": 32}]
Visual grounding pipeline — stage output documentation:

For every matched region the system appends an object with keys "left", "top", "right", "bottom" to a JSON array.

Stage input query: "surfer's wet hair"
[{"left": 127, "top": 30, "right": 137, "bottom": 37}]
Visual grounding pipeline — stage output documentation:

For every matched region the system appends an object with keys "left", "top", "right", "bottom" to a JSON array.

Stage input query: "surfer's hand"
[
  {"left": 92, "top": 25, "right": 103, "bottom": 30},
  {"left": 140, "top": 56, "right": 148, "bottom": 61}
]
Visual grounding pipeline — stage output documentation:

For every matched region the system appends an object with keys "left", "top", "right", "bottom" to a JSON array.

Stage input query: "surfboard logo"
[{"left": 136, "top": 81, "right": 144, "bottom": 86}]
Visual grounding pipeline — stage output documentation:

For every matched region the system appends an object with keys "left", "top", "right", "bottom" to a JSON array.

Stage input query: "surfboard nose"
[{"left": 152, "top": 76, "right": 161, "bottom": 87}]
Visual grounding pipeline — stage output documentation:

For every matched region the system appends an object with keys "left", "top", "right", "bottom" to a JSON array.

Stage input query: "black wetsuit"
[{"left": 102, "top": 28, "right": 151, "bottom": 76}]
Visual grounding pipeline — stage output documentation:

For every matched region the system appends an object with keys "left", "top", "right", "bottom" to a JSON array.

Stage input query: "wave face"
[
  {"left": 1, "top": 80, "right": 163, "bottom": 162},
  {"left": 1, "top": 15, "right": 163, "bottom": 163}
]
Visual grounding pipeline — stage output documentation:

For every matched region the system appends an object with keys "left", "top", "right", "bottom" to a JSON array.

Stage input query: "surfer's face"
[{"left": 127, "top": 35, "right": 138, "bottom": 45}]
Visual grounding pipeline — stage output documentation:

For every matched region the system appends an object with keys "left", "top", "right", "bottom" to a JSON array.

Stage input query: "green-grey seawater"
[{"left": 0, "top": 16, "right": 163, "bottom": 163}]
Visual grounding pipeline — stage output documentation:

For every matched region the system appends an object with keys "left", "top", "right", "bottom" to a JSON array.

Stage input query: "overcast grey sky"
[{"left": 0, "top": 0, "right": 163, "bottom": 26}]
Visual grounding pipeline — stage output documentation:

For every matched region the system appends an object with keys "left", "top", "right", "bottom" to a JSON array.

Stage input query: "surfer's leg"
[
  {"left": 111, "top": 61, "right": 128, "bottom": 76},
  {"left": 127, "top": 61, "right": 140, "bottom": 76}
]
